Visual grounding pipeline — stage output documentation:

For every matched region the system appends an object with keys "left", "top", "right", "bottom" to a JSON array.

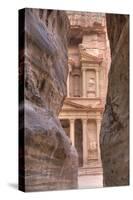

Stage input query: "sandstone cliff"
[
  {"left": 19, "top": 8, "right": 78, "bottom": 192},
  {"left": 100, "top": 14, "right": 129, "bottom": 186}
]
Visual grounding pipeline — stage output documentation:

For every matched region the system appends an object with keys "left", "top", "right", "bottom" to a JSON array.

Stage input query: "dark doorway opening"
[
  {"left": 60, "top": 119, "right": 70, "bottom": 138},
  {"left": 75, "top": 119, "right": 83, "bottom": 167}
]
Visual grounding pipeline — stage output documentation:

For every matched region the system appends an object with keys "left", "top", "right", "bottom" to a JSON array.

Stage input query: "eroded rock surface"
[
  {"left": 19, "top": 8, "right": 78, "bottom": 192},
  {"left": 100, "top": 14, "right": 129, "bottom": 186}
]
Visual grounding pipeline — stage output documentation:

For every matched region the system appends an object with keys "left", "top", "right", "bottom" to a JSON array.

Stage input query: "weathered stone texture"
[
  {"left": 19, "top": 8, "right": 78, "bottom": 192},
  {"left": 100, "top": 14, "right": 129, "bottom": 186}
]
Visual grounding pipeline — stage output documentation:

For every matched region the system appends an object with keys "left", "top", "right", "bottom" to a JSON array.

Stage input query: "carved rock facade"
[
  {"left": 19, "top": 8, "right": 78, "bottom": 192},
  {"left": 59, "top": 12, "right": 110, "bottom": 177},
  {"left": 100, "top": 14, "right": 129, "bottom": 186}
]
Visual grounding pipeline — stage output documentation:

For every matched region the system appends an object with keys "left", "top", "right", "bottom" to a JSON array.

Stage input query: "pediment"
[
  {"left": 62, "top": 100, "right": 87, "bottom": 110},
  {"left": 61, "top": 99, "right": 103, "bottom": 112},
  {"left": 80, "top": 52, "right": 103, "bottom": 64},
  {"left": 79, "top": 44, "right": 103, "bottom": 64}
]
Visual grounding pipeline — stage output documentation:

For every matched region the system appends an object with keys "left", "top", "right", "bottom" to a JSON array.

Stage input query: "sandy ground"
[{"left": 78, "top": 175, "right": 103, "bottom": 189}]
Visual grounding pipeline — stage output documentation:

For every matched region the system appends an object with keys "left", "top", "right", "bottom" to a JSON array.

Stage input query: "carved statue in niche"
[
  {"left": 87, "top": 120, "right": 98, "bottom": 160},
  {"left": 87, "top": 70, "right": 96, "bottom": 97},
  {"left": 88, "top": 77, "right": 95, "bottom": 91}
]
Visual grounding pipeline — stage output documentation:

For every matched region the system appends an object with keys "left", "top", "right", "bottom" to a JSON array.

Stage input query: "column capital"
[
  {"left": 69, "top": 119, "right": 75, "bottom": 123},
  {"left": 82, "top": 118, "right": 88, "bottom": 123},
  {"left": 95, "top": 67, "right": 100, "bottom": 72},
  {"left": 81, "top": 67, "right": 86, "bottom": 71},
  {"left": 96, "top": 118, "right": 102, "bottom": 123}
]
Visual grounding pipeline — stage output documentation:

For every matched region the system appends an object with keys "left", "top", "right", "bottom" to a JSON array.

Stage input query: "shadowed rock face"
[
  {"left": 100, "top": 14, "right": 129, "bottom": 186},
  {"left": 19, "top": 8, "right": 78, "bottom": 192}
]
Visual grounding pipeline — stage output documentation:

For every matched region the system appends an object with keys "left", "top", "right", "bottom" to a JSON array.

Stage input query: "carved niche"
[
  {"left": 70, "top": 67, "right": 81, "bottom": 97},
  {"left": 86, "top": 69, "right": 96, "bottom": 97},
  {"left": 87, "top": 120, "right": 98, "bottom": 160}
]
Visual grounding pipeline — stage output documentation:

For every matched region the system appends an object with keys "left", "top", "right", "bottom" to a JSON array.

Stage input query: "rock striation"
[
  {"left": 19, "top": 8, "right": 78, "bottom": 192},
  {"left": 100, "top": 14, "right": 129, "bottom": 186}
]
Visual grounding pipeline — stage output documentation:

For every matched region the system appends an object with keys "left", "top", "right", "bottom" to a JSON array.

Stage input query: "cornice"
[{"left": 62, "top": 99, "right": 104, "bottom": 112}]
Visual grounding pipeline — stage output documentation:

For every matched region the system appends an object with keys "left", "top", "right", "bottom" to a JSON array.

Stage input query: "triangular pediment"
[
  {"left": 61, "top": 100, "right": 88, "bottom": 110},
  {"left": 60, "top": 99, "right": 103, "bottom": 113},
  {"left": 80, "top": 52, "right": 103, "bottom": 63}
]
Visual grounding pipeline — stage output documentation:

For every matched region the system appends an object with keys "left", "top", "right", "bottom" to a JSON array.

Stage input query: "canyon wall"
[
  {"left": 100, "top": 14, "right": 129, "bottom": 186},
  {"left": 19, "top": 8, "right": 78, "bottom": 192}
]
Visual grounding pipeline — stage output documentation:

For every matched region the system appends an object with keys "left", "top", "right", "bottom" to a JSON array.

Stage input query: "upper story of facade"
[{"left": 64, "top": 12, "right": 110, "bottom": 109}]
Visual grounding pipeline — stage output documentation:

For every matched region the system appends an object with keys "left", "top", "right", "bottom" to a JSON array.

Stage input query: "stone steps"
[
  {"left": 78, "top": 167, "right": 103, "bottom": 176},
  {"left": 78, "top": 161, "right": 103, "bottom": 176}
]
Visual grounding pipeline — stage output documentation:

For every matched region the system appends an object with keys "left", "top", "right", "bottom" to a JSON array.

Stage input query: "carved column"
[
  {"left": 96, "top": 119, "right": 101, "bottom": 161},
  {"left": 82, "top": 68, "right": 86, "bottom": 97},
  {"left": 82, "top": 119, "right": 88, "bottom": 165},
  {"left": 67, "top": 73, "right": 70, "bottom": 97},
  {"left": 70, "top": 119, "right": 75, "bottom": 146},
  {"left": 96, "top": 68, "right": 100, "bottom": 97},
  {"left": 74, "top": 75, "right": 80, "bottom": 96}
]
